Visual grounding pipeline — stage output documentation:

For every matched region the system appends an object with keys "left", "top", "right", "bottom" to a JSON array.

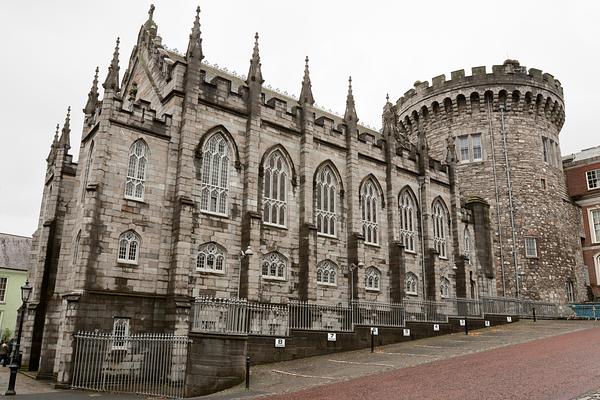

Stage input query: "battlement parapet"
[{"left": 398, "top": 60, "right": 563, "bottom": 108}]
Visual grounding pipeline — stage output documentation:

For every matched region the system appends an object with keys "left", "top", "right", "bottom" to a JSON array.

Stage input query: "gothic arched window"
[
  {"left": 199, "top": 133, "right": 230, "bottom": 215},
  {"left": 263, "top": 150, "right": 289, "bottom": 227},
  {"left": 196, "top": 242, "right": 226, "bottom": 273},
  {"left": 118, "top": 230, "right": 141, "bottom": 264},
  {"left": 125, "top": 139, "right": 148, "bottom": 201},
  {"left": 405, "top": 272, "right": 418, "bottom": 295},
  {"left": 440, "top": 277, "right": 451, "bottom": 298},
  {"left": 365, "top": 266, "right": 381, "bottom": 291},
  {"left": 432, "top": 199, "right": 449, "bottom": 258},
  {"left": 315, "top": 165, "right": 338, "bottom": 237},
  {"left": 317, "top": 260, "right": 337, "bottom": 286},
  {"left": 361, "top": 178, "right": 380, "bottom": 245},
  {"left": 399, "top": 189, "right": 417, "bottom": 252},
  {"left": 261, "top": 252, "right": 287, "bottom": 279}
]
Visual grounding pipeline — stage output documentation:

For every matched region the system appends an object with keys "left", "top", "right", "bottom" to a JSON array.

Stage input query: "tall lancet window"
[
  {"left": 125, "top": 139, "right": 148, "bottom": 201},
  {"left": 315, "top": 165, "right": 338, "bottom": 237},
  {"left": 263, "top": 150, "right": 289, "bottom": 227},
  {"left": 199, "top": 133, "right": 230, "bottom": 215},
  {"left": 399, "top": 189, "right": 417, "bottom": 252},
  {"left": 432, "top": 199, "right": 449, "bottom": 258},
  {"left": 82, "top": 141, "right": 94, "bottom": 201},
  {"left": 361, "top": 178, "right": 380, "bottom": 245}
]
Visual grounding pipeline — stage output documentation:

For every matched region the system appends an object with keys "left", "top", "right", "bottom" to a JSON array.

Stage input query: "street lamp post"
[
  {"left": 5, "top": 280, "right": 33, "bottom": 396},
  {"left": 237, "top": 246, "right": 254, "bottom": 299},
  {"left": 349, "top": 261, "right": 364, "bottom": 303}
]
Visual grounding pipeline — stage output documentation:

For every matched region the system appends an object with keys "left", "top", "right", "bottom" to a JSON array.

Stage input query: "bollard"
[
  {"left": 371, "top": 331, "right": 374, "bottom": 353},
  {"left": 532, "top": 307, "right": 537, "bottom": 322},
  {"left": 464, "top": 317, "right": 469, "bottom": 335},
  {"left": 245, "top": 356, "right": 250, "bottom": 390}
]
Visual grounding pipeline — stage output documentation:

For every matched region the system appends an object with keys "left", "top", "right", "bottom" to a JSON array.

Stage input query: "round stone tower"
[{"left": 395, "top": 60, "right": 585, "bottom": 302}]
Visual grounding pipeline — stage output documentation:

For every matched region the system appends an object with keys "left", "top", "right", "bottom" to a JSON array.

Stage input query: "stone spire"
[
  {"left": 247, "top": 33, "right": 264, "bottom": 84},
  {"left": 186, "top": 6, "right": 203, "bottom": 61},
  {"left": 144, "top": 4, "right": 158, "bottom": 36},
  {"left": 58, "top": 107, "right": 71, "bottom": 150},
  {"left": 299, "top": 56, "right": 315, "bottom": 106},
  {"left": 103, "top": 38, "right": 120, "bottom": 92},
  {"left": 344, "top": 76, "right": 358, "bottom": 122},
  {"left": 46, "top": 123, "right": 60, "bottom": 164},
  {"left": 83, "top": 67, "right": 100, "bottom": 115},
  {"left": 382, "top": 94, "right": 395, "bottom": 135}
]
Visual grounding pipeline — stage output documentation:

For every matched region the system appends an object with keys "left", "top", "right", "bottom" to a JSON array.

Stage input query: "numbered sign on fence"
[
  {"left": 485, "top": 320, "right": 491, "bottom": 327},
  {"left": 403, "top": 329, "right": 411, "bottom": 337},
  {"left": 275, "top": 338, "right": 286, "bottom": 348},
  {"left": 327, "top": 333, "right": 337, "bottom": 342},
  {"left": 506, "top": 316, "right": 512, "bottom": 323},
  {"left": 459, "top": 319, "right": 466, "bottom": 326},
  {"left": 370, "top": 327, "right": 379, "bottom": 336},
  {"left": 433, "top": 324, "right": 440, "bottom": 331}
]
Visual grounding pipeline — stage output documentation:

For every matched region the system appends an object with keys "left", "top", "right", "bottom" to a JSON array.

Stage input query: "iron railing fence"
[
  {"left": 402, "top": 299, "right": 449, "bottom": 323},
  {"left": 450, "top": 298, "right": 483, "bottom": 318},
  {"left": 191, "top": 296, "right": 569, "bottom": 336},
  {"left": 192, "top": 297, "right": 249, "bottom": 335},
  {"left": 481, "top": 296, "right": 521, "bottom": 316},
  {"left": 351, "top": 300, "right": 405, "bottom": 328},
  {"left": 247, "top": 301, "right": 289, "bottom": 336},
  {"left": 289, "top": 301, "right": 353, "bottom": 332},
  {"left": 71, "top": 332, "right": 187, "bottom": 399},
  {"left": 518, "top": 300, "right": 560, "bottom": 319},
  {"left": 192, "top": 297, "right": 289, "bottom": 336}
]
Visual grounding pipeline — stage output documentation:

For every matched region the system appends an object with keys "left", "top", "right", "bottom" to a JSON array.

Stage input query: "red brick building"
[{"left": 564, "top": 145, "right": 600, "bottom": 298}]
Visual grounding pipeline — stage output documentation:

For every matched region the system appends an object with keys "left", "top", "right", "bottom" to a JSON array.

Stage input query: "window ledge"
[
  {"left": 124, "top": 196, "right": 146, "bottom": 204},
  {"left": 261, "top": 276, "right": 286, "bottom": 282},
  {"left": 117, "top": 260, "right": 138, "bottom": 266},
  {"left": 438, "top": 256, "right": 448, "bottom": 260},
  {"left": 405, "top": 250, "right": 417, "bottom": 255},
  {"left": 365, "top": 287, "right": 380, "bottom": 292},
  {"left": 317, "top": 282, "right": 337, "bottom": 287},
  {"left": 365, "top": 242, "right": 381, "bottom": 248},
  {"left": 317, "top": 233, "right": 338, "bottom": 240},
  {"left": 200, "top": 210, "right": 229, "bottom": 219},
  {"left": 263, "top": 222, "right": 288, "bottom": 230},
  {"left": 196, "top": 269, "right": 226, "bottom": 275},
  {"left": 406, "top": 292, "right": 418, "bottom": 296}
]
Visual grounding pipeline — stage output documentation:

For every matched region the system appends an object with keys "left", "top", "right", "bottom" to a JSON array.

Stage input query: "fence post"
[
  {"left": 464, "top": 317, "right": 469, "bottom": 336},
  {"left": 370, "top": 330, "right": 374, "bottom": 353},
  {"left": 532, "top": 307, "right": 536, "bottom": 322},
  {"left": 245, "top": 356, "right": 250, "bottom": 390}
]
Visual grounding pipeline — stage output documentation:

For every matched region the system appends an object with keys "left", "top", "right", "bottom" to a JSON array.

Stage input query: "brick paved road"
[
  {"left": 206, "top": 320, "right": 600, "bottom": 400},
  {"left": 259, "top": 324, "right": 600, "bottom": 400}
]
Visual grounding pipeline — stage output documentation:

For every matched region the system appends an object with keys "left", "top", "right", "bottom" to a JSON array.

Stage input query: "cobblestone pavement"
[
  {"left": 573, "top": 389, "right": 600, "bottom": 400},
  {"left": 203, "top": 320, "right": 600, "bottom": 400}
]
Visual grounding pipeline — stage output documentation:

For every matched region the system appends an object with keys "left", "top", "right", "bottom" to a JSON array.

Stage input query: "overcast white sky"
[{"left": 1, "top": 1, "right": 599, "bottom": 237}]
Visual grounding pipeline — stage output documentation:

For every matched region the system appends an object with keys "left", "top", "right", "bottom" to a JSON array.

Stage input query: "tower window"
[
  {"left": 524, "top": 237, "right": 538, "bottom": 258},
  {"left": 456, "top": 134, "right": 483, "bottom": 162}
]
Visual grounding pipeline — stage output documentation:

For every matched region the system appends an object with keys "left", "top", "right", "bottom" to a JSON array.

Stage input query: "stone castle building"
[{"left": 22, "top": 5, "right": 585, "bottom": 382}]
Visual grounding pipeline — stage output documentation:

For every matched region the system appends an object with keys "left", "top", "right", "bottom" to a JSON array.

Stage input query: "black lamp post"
[{"left": 5, "top": 280, "right": 33, "bottom": 396}]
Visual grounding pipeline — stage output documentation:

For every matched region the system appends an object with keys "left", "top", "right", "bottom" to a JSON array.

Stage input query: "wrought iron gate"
[{"left": 71, "top": 332, "right": 188, "bottom": 398}]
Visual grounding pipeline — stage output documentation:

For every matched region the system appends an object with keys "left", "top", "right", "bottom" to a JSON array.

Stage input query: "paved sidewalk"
[{"left": 202, "top": 320, "right": 599, "bottom": 399}]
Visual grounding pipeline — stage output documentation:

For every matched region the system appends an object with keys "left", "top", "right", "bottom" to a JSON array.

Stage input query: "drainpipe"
[
  {"left": 499, "top": 105, "right": 520, "bottom": 298},
  {"left": 487, "top": 97, "right": 507, "bottom": 296}
]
